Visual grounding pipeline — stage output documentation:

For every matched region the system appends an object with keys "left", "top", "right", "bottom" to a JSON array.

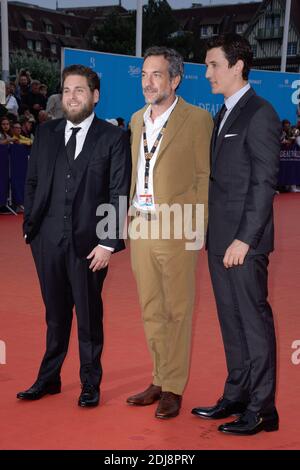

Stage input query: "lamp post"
[
  {"left": 1, "top": 0, "right": 9, "bottom": 82},
  {"left": 135, "top": 0, "right": 143, "bottom": 57},
  {"left": 280, "top": 0, "right": 291, "bottom": 72}
]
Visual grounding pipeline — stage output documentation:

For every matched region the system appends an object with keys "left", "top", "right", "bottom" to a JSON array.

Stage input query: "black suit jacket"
[
  {"left": 23, "top": 116, "right": 131, "bottom": 257},
  {"left": 207, "top": 88, "right": 281, "bottom": 255}
]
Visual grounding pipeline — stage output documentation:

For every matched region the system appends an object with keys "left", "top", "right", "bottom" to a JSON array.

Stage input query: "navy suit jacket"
[{"left": 207, "top": 88, "right": 281, "bottom": 255}]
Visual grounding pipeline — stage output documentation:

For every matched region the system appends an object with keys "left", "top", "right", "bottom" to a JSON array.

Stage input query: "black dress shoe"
[
  {"left": 218, "top": 409, "right": 279, "bottom": 435},
  {"left": 191, "top": 397, "right": 247, "bottom": 419},
  {"left": 17, "top": 381, "right": 61, "bottom": 400},
  {"left": 78, "top": 383, "right": 99, "bottom": 407}
]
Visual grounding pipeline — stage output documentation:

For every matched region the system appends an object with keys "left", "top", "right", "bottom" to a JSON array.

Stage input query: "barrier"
[
  {"left": 0, "top": 144, "right": 30, "bottom": 213},
  {"left": 10, "top": 144, "right": 30, "bottom": 206},
  {"left": 0, "top": 145, "right": 9, "bottom": 205},
  {"left": 278, "top": 143, "right": 300, "bottom": 186}
]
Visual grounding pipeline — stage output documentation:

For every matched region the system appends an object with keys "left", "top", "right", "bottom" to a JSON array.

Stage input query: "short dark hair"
[
  {"left": 206, "top": 33, "right": 253, "bottom": 80},
  {"left": 62, "top": 64, "right": 100, "bottom": 92},
  {"left": 143, "top": 46, "right": 184, "bottom": 84}
]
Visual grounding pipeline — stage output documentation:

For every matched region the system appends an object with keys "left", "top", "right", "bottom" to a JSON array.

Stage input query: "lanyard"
[{"left": 142, "top": 119, "right": 168, "bottom": 192}]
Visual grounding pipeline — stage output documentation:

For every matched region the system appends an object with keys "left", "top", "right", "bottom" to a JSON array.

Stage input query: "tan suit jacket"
[
  {"left": 129, "top": 97, "right": 213, "bottom": 394},
  {"left": 130, "top": 97, "right": 213, "bottom": 234}
]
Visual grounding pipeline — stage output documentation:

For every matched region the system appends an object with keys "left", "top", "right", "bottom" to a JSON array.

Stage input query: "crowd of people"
[
  {"left": 1, "top": 68, "right": 128, "bottom": 147},
  {"left": 279, "top": 117, "right": 300, "bottom": 192},
  {"left": 0, "top": 69, "right": 128, "bottom": 213},
  {"left": 1, "top": 71, "right": 53, "bottom": 138}
]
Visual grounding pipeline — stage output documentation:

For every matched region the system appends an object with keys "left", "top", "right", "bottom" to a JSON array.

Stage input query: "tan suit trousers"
[{"left": 130, "top": 219, "right": 198, "bottom": 395}]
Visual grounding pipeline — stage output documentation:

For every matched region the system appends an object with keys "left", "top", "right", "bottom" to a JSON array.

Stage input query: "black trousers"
[
  {"left": 208, "top": 252, "right": 276, "bottom": 413},
  {"left": 31, "top": 233, "right": 108, "bottom": 388}
]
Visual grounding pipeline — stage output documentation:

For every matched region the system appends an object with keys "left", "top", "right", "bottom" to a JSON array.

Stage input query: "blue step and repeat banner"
[
  {"left": 63, "top": 47, "right": 300, "bottom": 126},
  {"left": 63, "top": 48, "right": 300, "bottom": 185}
]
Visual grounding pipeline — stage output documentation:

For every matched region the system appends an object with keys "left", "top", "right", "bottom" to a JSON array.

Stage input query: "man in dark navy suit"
[
  {"left": 192, "top": 34, "right": 281, "bottom": 435},
  {"left": 17, "top": 65, "right": 131, "bottom": 407}
]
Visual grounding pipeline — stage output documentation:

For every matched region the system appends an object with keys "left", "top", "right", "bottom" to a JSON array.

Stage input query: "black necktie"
[
  {"left": 66, "top": 127, "right": 81, "bottom": 165},
  {"left": 213, "top": 104, "right": 227, "bottom": 147},
  {"left": 215, "top": 104, "right": 227, "bottom": 134}
]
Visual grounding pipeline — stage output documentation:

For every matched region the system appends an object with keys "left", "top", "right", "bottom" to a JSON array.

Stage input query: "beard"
[
  {"left": 143, "top": 87, "right": 171, "bottom": 105},
  {"left": 62, "top": 100, "right": 94, "bottom": 125}
]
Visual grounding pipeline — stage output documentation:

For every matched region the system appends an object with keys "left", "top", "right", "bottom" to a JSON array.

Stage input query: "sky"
[{"left": 10, "top": 0, "right": 262, "bottom": 11}]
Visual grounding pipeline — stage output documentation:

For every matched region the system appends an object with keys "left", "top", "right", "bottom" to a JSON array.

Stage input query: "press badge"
[{"left": 139, "top": 193, "right": 153, "bottom": 207}]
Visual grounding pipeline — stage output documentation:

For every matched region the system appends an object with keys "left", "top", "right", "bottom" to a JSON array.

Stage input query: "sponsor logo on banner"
[
  {"left": 128, "top": 65, "right": 141, "bottom": 78},
  {"left": 184, "top": 74, "right": 198, "bottom": 81},
  {"left": 90, "top": 57, "right": 96, "bottom": 68},
  {"left": 278, "top": 79, "right": 292, "bottom": 89},
  {"left": 249, "top": 79, "right": 262, "bottom": 86},
  {"left": 198, "top": 102, "right": 223, "bottom": 116},
  {"left": 291, "top": 80, "right": 300, "bottom": 104}
]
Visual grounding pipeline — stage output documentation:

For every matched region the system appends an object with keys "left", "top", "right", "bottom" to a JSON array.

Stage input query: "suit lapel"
[
  {"left": 155, "top": 97, "right": 189, "bottom": 165},
  {"left": 130, "top": 112, "right": 144, "bottom": 200},
  {"left": 213, "top": 104, "right": 242, "bottom": 159},
  {"left": 43, "top": 119, "right": 65, "bottom": 198},
  {"left": 212, "top": 88, "right": 255, "bottom": 171}
]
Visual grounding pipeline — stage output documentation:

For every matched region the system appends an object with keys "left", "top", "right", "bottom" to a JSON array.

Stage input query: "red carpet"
[{"left": 0, "top": 194, "right": 300, "bottom": 450}]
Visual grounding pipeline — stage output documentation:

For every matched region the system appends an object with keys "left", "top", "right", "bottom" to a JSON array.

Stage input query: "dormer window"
[
  {"left": 46, "top": 24, "right": 53, "bottom": 34},
  {"left": 26, "top": 21, "right": 33, "bottom": 31},
  {"left": 65, "top": 27, "right": 71, "bottom": 37},
  {"left": 236, "top": 23, "right": 246, "bottom": 34},
  {"left": 200, "top": 26, "right": 209, "bottom": 37}
]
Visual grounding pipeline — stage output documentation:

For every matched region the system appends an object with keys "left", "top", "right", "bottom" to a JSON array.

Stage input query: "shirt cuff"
[{"left": 98, "top": 244, "right": 114, "bottom": 252}]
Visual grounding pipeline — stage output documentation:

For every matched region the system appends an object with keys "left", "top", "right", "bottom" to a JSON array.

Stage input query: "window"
[
  {"left": 35, "top": 41, "right": 42, "bottom": 52},
  {"left": 274, "top": 16, "right": 280, "bottom": 29},
  {"left": 200, "top": 26, "right": 209, "bottom": 37},
  {"left": 46, "top": 24, "right": 53, "bottom": 34},
  {"left": 252, "top": 44, "right": 257, "bottom": 58},
  {"left": 265, "top": 17, "right": 272, "bottom": 30},
  {"left": 236, "top": 23, "right": 245, "bottom": 34},
  {"left": 287, "top": 42, "right": 297, "bottom": 56},
  {"left": 65, "top": 27, "right": 71, "bottom": 37},
  {"left": 26, "top": 21, "right": 33, "bottom": 31},
  {"left": 27, "top": 40, "right": 33, "bottom": 50},
  {"left": 51, "top": 43, "right": 57, "bottom": 54},
  {"left": 212, "top": 25, "right": 218, "bottom": 35}
]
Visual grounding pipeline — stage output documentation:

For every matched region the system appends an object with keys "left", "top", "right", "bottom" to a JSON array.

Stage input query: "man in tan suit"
[{"left": 127, "top": 47, "right": 213, "bottom": 419}]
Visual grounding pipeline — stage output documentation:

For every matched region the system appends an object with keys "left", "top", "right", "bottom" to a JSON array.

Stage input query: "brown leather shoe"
[
  {"left": 155, "top": 391, "right": 182, "bottom": 419},
  {"left": 126, "top": 384, "right": 161, "bottom": 406}
]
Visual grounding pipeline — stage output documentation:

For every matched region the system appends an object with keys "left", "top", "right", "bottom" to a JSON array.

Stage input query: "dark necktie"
[
  {"left": 213, "top": 104, "right": 227, "bottom": 148},
  {"left": 65, "top": 127, "right": 81, "bottom": 165}
]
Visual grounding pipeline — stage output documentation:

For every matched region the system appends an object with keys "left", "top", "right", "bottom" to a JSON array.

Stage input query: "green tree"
[
  {"left": 86, "top": 12, "right": 136, "bottom": 56},
  {"left": 10, "top": 50, "right": 60, "bottom": 94},
  {"left": 167, "top": 31, "right": 196, "bottom": 62},
  {"left": 143, "top": 0, "right": 179, "bottom": 51}
]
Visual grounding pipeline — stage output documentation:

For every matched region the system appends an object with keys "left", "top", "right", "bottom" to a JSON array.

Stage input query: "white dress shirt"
[
  {"left": 219, "top": 83, "right": 251, "bottom": 134},
  {"left": 133, "top": 97, "right": 178, "bottom": 212},
  {"left": 65, "top": 112, "right": 95, "bottom": 159}
]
